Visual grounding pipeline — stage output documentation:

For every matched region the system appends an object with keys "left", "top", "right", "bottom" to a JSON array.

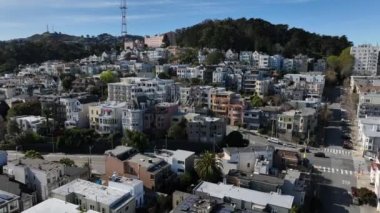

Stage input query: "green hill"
[{"left": 175, "top": 18, "right": 352, "bottom": 58}]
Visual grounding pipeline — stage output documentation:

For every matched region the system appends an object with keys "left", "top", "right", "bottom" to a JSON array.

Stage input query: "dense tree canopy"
[
  {"left": 59, "top": 158, "right": 76, "bottom": 167},
  {"left": 167, "top": 119, "right": 187, "bottom": 140},
  {"left": 176, "top": 18, "right": 351, "bottom": 58},
  {"left": 24, "top": 150, "right": 43, "bottom": 159},
  {"left": 57, "top": 128, "right": 97, "bottom": 149},
  {"left": 6, "top": 101, "right": 41, "bottom": 119},
  {"left": 122, "top": 130, "right": 150, "bottom": 152},
  {"left": 205, "top": 50, "right": 225, "bottom": 65},
  {"left": 223, "top": 131, "right": 249, "bottom": 147},
  {"left": 100, "top": 70, "right": 118, "bottom": 84},
  {"left": 326, "top": 47, "right": 354, "bottom": 84}
]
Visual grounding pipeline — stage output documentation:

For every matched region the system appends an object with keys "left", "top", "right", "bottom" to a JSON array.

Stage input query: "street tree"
[
  {"left": 100, "top": 70, "right": 117, "bottom": 84},
  {"left": 223, "top": 131, "right": 248, "bottom": 147},
  {"left": 122, "top": 130, "right": 150, "bottom": 152},
  {"left": 195, "top": 151, "right": 223, "bottom": 183}
]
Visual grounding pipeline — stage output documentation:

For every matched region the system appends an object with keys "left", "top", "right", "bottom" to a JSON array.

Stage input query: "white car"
[{"left": 268, "top": 137, "right": 280, "bottom": 144}]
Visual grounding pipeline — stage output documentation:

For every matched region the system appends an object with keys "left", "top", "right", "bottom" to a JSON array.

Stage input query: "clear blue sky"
[{"left": 0, "top": 0, "right": 379, "bottom": 45}]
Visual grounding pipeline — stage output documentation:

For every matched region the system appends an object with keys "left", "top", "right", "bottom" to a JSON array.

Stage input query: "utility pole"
[{"left": 304, "top": 130, "right": 310, "bottom": 160}]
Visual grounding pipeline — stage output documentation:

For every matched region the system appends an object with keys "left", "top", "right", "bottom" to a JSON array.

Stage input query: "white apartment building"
[
  {"left": 239, "top": 51, "right": 253, "bottom": 64},
  {"left": 146, "top": 48, "right": 168, "bottom": 62},
  {"left": 351, "top": 44, "right": 380, "bottom": 76},
  {"left": 176, "top": 66, "right": 204, "bottom": 80},
  {"left": 284, "top": 73, "right": 325, "bottom": 96},
  {"left": 222, "top": 146, "right": 275, "bottom": 175},
  {"left": 277, "top": 108, "right": 317, "bottom": 136},
  {"left": 150, "top": 149, "right": 195, "bottom": 174},
  {"left": 122, "top": 109, "right": 144, "bottom": 133},
  {"left": 212, "top": 67, "right": 228, "bottom": 84},
  {"left": 23, "top": 198, "right": 96, "bottom": 213},
  {"left": 89, "top": 102, "right": 127, "bottom": 135},
  {"left": 358, "top": 117, "right": 380, "bottom": 152},
  {"left": 108, "top": 176, "right": 144, "bottom": 208},
  {"left": 186, "top": 113, "right": 226, "bottom": 143},
  {"left": 60, "top": 96, "right": 98, "bottom": 129},
  {"left": 13, "top": 116, "right": 53, "bottom": 133},
  {"left": 255, "top": 79, "right": 271, "bottom": 98},
  {"left": 52, "top": 179, "right": 135, "bottom": 213},
  {"left": 108, "top": 77, "right": 176, "bottom": 104},
  {"left": 4, "top": 159, "right": 65, "bottom": 202}
]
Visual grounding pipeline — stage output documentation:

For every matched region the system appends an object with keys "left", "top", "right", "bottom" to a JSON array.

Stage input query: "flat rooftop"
[
  {"left": 128, "top": 154, "right": 166, "bottom": 171},
  {"left": 8, "top": 158, "right": 62, "bottom": 173},
  {"left": 194, "top": 181, "right": 294, "bottom": 209},
  {"left": 22, "top": 198, "right": 97, "bottom": 213},
  {"left": 52, "top": 179, "right": 131, "bottom": 206}
]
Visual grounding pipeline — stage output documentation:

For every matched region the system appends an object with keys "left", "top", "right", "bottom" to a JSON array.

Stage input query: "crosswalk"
[
  {"left": 314, "top": 165, "right": 355, "bottom": 176},
  {"left": 322, "top": 148, "right": 352, "bottom": 156}
]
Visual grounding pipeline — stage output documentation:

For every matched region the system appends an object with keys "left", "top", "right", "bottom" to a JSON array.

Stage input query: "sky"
[{"left": 0, "top": 0, "right": 379, "bottom": 45}]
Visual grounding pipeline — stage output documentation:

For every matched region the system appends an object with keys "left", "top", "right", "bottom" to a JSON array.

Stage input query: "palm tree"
[{"left": 195, "top": 151, "right": 223, "bottom": 183}]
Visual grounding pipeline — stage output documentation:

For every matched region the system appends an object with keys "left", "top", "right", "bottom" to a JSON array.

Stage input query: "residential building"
[
  {"left": 283, "top": 59, "right": 295, "bottom": 72},
  {"left": 52, "top": 179, "right": 135, "bottom": 213},
  {"left": 108, "top": 176, "right": 144, "bottom": 208},
  {"left": 277, "top": 108, "right": 317, "bottom": 139},
  {"left": 144, "top": 35, "right": 164, "bottom": 48},
  {"left": 350, "top": 44, "right": 380, "bottom": 76},
  {"left": 222, "top": 146, "right": 275, "bottom": 175},
  {"left": 122, "top": 109, "right": 144, "bottom": 133},
  {"left": 283, "top": 73, "right": 325, "bottom": 96},
  {"left": 3, "top": 159, "right": 65, "bottom": 202},
  {"left": 282, "top": 170, "right": 310, "bottom": 206},
  {"left": 0, "top": 175, "right": 36, "bottom": 211},
  {"left": 151, "top": 149, "right": 195, "bottom": 174},
  {"left": 274, "top": 150, "right": 301, "bottom": 170},
  {"left": 242, "top": 72, "right": 258, "bottom": 94},
  {"left": 186, "top": 113, "right": 226, "bottom": 144},
  {"left": 104, "top": 146, "right": 176, "bottom": 191},
  {"left": 38, "top": 95, "right": 66, "bottom": 127},
  {"left": 225, "top": 49, "right": 239, "bottom": 61},
  {"left": 270, "top": 55, "right": 284, "bottom": 71},
  {"left": 107, "top": 77, "right": 176, "bottom": 103},
  {"left": 294, "top": 54, "right": 309, "bottom": 73},
  {"left": 227, "top": 170, "right": 284, "bottom": 193},
  {"left": 370, "top": 162, "right": 380, "bottom": 211},
  {"left": 154, "top": 102, "right": 178, "bottom": 131},
  {"left": 243, "top": 109, "right": 263, "bottom": 130},
  {"left": 210, "top": 90, "right": 244, "bottom": 126},
  {"left": 358, "top": 117, "right": 380, "bottom": 152},
  {"left": 313, "top": 59, "right": 326, "bottom": 72},
  {"left": 357, "top": 93, "right": 380, "bottom": 118},
  {"left": 239, "top": 51, "right": 253, "bottom": 64},
  {"left": 60, "top": 95, "right": 98, "bottom": 128},
  {"left": 22, "top": 198, "right": 97, "bottom": 213},
  {"left": 176, "top": 66, "right": 205, "bottom": 80},
  {"left": 194, "top": 181, "right": 294, "bottom": 213},
  {"left": 0, "top": 190, "right": 20, "bottom": 213},
  {"left": 13, "top": 115, "right": 53, "bottom": 134},
  {"left": 89, "top": 102, "right": 127, "bottom": 135},
  {"left": 255, "top": 79, "right": 271, "bottom": 98}
]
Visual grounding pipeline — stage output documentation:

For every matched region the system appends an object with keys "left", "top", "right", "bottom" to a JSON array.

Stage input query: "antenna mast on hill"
[{"left": 120, "top": 0, "right": 127, "bottom": 39}]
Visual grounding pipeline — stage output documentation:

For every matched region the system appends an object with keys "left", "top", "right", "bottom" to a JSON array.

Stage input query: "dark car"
[{"left": 314, "top": 152, "right": 326, "bottom": 158}]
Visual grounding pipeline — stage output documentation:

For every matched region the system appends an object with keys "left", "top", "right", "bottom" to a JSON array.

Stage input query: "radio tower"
[{"left": 120, "top": 0, "right": 127, "bottom": 39}]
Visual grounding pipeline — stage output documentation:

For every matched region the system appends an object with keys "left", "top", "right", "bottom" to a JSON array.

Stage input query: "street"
[{"left": 6, "top": 151, "right": 106, "bottom": 175}]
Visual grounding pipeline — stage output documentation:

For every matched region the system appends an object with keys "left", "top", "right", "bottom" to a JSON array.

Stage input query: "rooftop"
[
  {"left": 8, "top": 158, "right": 62, "bottom": 173},
  {"left": 104, "top": 146, "right": 136, "bottom": 159},
  {"left": 228, "top": 170, "right": 284, "bottom": 186},
  {"left": 0, "top": 190, "right": 18, "bottom": 205},
  {"left": 153, "top": 149, "right": 195, "bottom": 161},
  {"left": 128, "top": 154, "right": 166, "bottom": 171},
  {"left": 52, "top": 179, "right": 132, "bottom": 207},
  {"left": 22, "top": 198, "right": 97, "bottom": 213},
  {"left": 194, "top": 181, "right": 294, "bottom": 209}
]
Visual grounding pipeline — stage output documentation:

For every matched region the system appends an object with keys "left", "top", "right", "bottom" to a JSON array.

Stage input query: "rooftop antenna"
[{"left": 120, "top": 0, "right": 127, "bottom": 40}]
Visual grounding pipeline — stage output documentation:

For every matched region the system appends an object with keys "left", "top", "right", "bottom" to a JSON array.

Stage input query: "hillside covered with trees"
[
  {"left": 0, "top": 32, "right": 142, "bottom": 73},
  {"left": 175, "top": 18, "right": 352, "bottom": 58}
]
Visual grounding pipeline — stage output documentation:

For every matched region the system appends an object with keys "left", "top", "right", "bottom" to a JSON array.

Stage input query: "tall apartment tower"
[{"left": 351, "top": 44, "right": 380, "bottom": 76}]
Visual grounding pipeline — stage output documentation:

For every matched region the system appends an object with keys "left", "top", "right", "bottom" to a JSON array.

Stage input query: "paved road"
[{"left": 7, "top": 151, "right": 106, "bottom": 175}]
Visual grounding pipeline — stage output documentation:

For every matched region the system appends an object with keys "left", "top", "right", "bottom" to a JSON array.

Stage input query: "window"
[
  {"left": 90, "top": 205, "right": 94, "bottom": 210},
  {"left": 102, "top": 208, "right": 105, "bottom": 213},
  {"left": 177, "top": 168, "right": 184, "bottom": 173},
  {"left": 150, "top": 174, "right": 155, "bottom": 179},
  {"left": 247, "top": 163, "right": 250, "bottom": 168},
  {"left": 177, "top": 160, "right": 185, "bottom": 165}
]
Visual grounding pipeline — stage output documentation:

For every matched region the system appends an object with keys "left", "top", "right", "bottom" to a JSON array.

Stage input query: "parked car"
[
  {"left": 363, "top": 151, "right": 376, "bottom": 161},
  {"left": 268, "top": 137, "right": 280, "bottom": 144},
  {"left": 314, "top": 152, "right": 326, "bottom": 158}
]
